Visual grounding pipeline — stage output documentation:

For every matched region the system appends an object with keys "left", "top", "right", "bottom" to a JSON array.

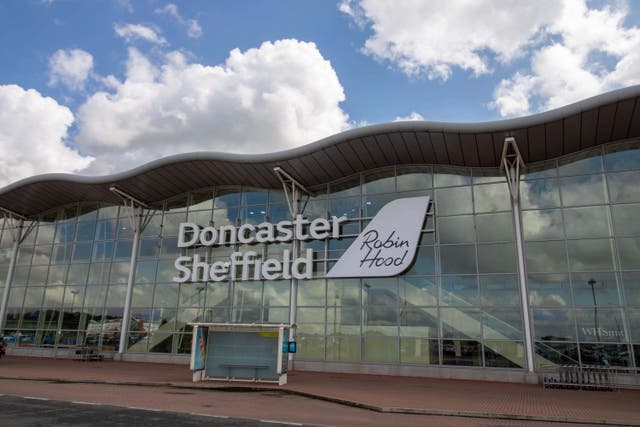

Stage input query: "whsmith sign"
[{"left": 173, "top": 196, "right": 430, "bottom": 283}]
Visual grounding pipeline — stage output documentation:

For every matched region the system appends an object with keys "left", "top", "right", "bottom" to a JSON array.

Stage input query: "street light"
[{"left": 587, "top": 278, "right": 600, "bottom": 342}]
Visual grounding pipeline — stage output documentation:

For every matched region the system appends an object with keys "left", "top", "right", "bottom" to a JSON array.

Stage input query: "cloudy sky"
[{"left": 1, "top": 0, "right": 639, "bottom": 187}]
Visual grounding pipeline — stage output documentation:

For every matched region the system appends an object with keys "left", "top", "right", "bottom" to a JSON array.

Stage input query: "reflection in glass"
[
  {"left": 434, "top": 166, "right": 471, "bottom": 187},
  {"left": 396, "top": 166, "right": 432, "bottom": 191},
  {"left": 440, "top": 245, "right": 476, "bottom": 274},
  {"left": 435, "top": 187, "right": 473, "bottom": 216},
  {"left": 477, "top": 243, "right": 516, "bottom": 274},
  {"left": 617, "top": 238, "right": 640, "bottom": 269},
  {"left": 475, "top": 213, "right": 514, "bottom": 242},
  {"left": 520, "top": 179, "right": 561, "bottom": 209},
  {"left": 479, "top": 275, "right": 519, "bottom": 306},
  {"left": 567, "top": 239, "right": 614, "bottom": 271},
  {"left": 571, "top": 273, "right": 620, "bottom": 307},
  {"left": 473, "top": 182, "right": 511, "bottom": 213},
  {"left": 575, "top": 308, "right": 626, "bottom": 343},
  {"left": 437, "top": 216, "right": 474, "bottom": 244},
  {"left": 534, "top": 342, "right": 579, "bottom": 367},
  {"left": 563, "top": 206, "right": 611, "bottom": 238},
  {"left": 525, "top": 241, "right": 568, "bottom": 273},
  {"left": 559, "top": 174, "right": 607, "bottom": 206},
  {"left": 604, "top": 139, "right": 640, "bottom": 171},
  {"left": 557, "top": 149, "right": 603, "bottom": 176},
  {"left": 483, "top": 309, "right": 522, "bottom": 340},
  {"left": 442, "top": 340, "right": 481, "bottom": 366},
  {"left": 400, "top": 338, "right": 439, "bottom": 364},
  {"left": 579, "top": 343, "right": 630, "bottom": 367},
  {"left": 528, "top": 273, "right": 572, "bottom": 306},
  {"left": 363, "top": 168, "right": 395, "bottom": 194},
  {"left": 533, "top": 308, "right": 576, "bottom": 341},
  {"left": 484, "top": 341, "right": 524, "bottom": 368},
  {"left": 441, "top": 307, "right": 481, "bottom": 339}
]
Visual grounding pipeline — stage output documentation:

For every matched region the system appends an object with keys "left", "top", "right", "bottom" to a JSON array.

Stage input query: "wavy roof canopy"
[{"left": 2, "top": 86, "right": 640, "bottom": 218}]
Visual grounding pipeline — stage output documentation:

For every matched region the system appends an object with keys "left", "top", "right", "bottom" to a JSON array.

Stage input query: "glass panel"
[
  {"left": 400, "top": 338, "right": 439, "bottom": 364},
  {"left": 28, "top": 266, "right": 48, "bottom": 285},
  {"left": 442, "top": 340, "right": 481, "bottom": 366},
  {"left": 483, "top": 309, "right": 522, "bottom": 340},
  {"left": 533, "top": 308, "right": 576, "bottom": 341},
  {"left": 522, "top": 161, "right": 556, "bottom": 180},
  {"left": 563, "top": 206, "right": 611, "bottom": 238},
  {"left": 559, "top": 175, "right": 607, "bottom": 206},
  {"left": 363, "top": 193, "right": 399, "bottom": 217},
  {"left": 396, "top": 166, "right": 432, "bottom": 191},
  {"left": 522, "top": 209, "right": 564, "bottom": 241},
  {"left": 329, "top": 197, "right": 360, "bottom": 218},
  {"left": 535, "top": 342, "right": 579, "bottom": 368},
  {"left": 363, "top": 337, "right": 398, "bottom": 362},
  {"left": 617, "top": 238, "right": 640, "bottom": 269},
  {"left": 525, "top": 241, "right": 567, "bottom": 273},
  {"left": 479, "top": 275, "right": 519, "bottom": 306},
  {"left": 439, "top": 245, "right": 476, "bottom": 274},
  {"left": 75, "top": 222, "right": 95, "bottom": 242},
  {"left": 520, "top": 179, "right": 561, "bottom": 209},
  {"left": 473, "top": 182, "right": 511, "bottom": 213},
  {"left": 579, "top": 343, "right": 631, "bottom": 367},
  {"left": 628, "top": 308, "right": 640, "bottom": 342},
  {"left": 434, "top": 166, "right": 471, "bottom": 187},
  {"left": 571, "top": 273, "right": 621, "bottom": 307},
  {"left": 441, "top": 307, "right": 481, "bottom": 339},
  {"left": 558, "top": 149, "right": 603, "bottom": 176},
  {"left": 477, "top": 243, "right": 516, "bottom": 274},
  {"left": 576, "top": 308, "right": 627, "bottom": 343},
  {"left": 484, "top": 341, "right": 525, "bottom": 368},
  {"left": 437, "top": 215, "right": 474, "bottom": 244},
  {"left": 327, "top": 279, "right": 360, "bottom": 306},
  {"left": 297, "top": 279, "right": 325, "bottom": 306},
  {"left": 622, "top": 272, "right": 640, "bottom": 306},
  {"left": 214, "top": 188, "right": 241, "bottom": 208},
  {"left": 205, "top": 282, "right": 229, "bottom": 307},
  {"left": 329, "top": 176, "right": 360, "bottom": 198},
  {"left": 263, "top": 280, "right": 289, "bottom": 306},
  {"left": 404, "top": 246, "right": 435, "bottom": 275},
  {"left": 362, "top": 168, "right": 395, "bottom": 194},
  {"left": 72, "top": 242, "right": 92, "bottom": 262},
  {"left": 611, "top": 204, "right": 640, "bottom": 236},
  {"left": 296, "top": 335, "right": 324, "bottom": 360},
  {"left": 567, "top": 239, "right": 614, "bottom": 271},
  {"left": 528, "top": 273, "right": 572, "bottom": 307},
  {"left": 326, "top": 336, "right": 360, "bottom": 362},
  {"left": 475, "top": 212, "right": 514, "bottom": 242},
  {"left": 398, "top": 277, "right": 437, "bottom": 306},
  {"left": 95, "top": 219, "right": 116, "bottom": 240},
  {"left": 189, "top": 190, "right": 214, "bottom": 211},
  {"left": 604, "top": 139, "right": 640, "bottom": 171},
  {"left": 435, "top": 187, "right": 473, "bottom": 216},
  {"left": 399, "top": 307, "right": 438, "bottom": 338}
]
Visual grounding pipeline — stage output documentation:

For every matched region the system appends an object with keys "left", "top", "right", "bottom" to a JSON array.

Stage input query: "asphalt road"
[{"left": 0, "top": 394, "right": 308, "bottom": 426}]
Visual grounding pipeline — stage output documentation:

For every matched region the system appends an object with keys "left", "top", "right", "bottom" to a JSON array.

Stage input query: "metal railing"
[{"left": 543, "top": 365, "right": 640, "bottom": 391}]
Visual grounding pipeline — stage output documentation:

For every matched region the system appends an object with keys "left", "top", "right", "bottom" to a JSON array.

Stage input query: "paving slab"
[{"left": 0, "top": 356, "right": 638, "bottom": 425}]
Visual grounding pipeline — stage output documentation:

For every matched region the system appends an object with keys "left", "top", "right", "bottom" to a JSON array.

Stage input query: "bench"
[{"left": 219, "top": 363, "right": 269, "bottom": 380}]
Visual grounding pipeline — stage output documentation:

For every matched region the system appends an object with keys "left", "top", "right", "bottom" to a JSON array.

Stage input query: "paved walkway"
[{"left": 0, "top": 356, "right": 638, "bottom": 426}]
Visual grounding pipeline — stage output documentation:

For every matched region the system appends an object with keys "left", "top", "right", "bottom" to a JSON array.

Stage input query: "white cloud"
[
  {"left": 74, "top": 40, "right": 349, "bottom": 174},
  {"left": 155, "top": 3, "right": 203, "bottom": 38},
  {"left": 340, "top": 0, "right": 558, "bottom": 79},
  {"left": 0, "top": 85, "right": 93, "bottom": 186},
  {"left": 48, "top": 48, "right": 94, "bottom": 91},
  {"left": 343, "top": 0, "right": 640, "bottom": 117},
  {"left": 491, "top": 1, "right": 640, "bottom": 116},
  {"left": 114, "top": 23, "right": 167, "bottom": 45},
  {"left": 394, "top": 112, "right": 424, "bottom": 121}
]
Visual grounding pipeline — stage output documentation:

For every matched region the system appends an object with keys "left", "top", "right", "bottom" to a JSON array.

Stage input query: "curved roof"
[{"left": 2, "top": 85, "right": 640, "bottom": 218}]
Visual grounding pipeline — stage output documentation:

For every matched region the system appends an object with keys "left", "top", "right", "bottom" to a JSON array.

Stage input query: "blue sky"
[{"left": 0, "top": 0, "right": 639, "bottom": 186}]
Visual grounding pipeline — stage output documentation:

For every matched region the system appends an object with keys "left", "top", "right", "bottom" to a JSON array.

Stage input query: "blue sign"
[{"left": 288, "top": 341, "right": 297, "bottom": 354}]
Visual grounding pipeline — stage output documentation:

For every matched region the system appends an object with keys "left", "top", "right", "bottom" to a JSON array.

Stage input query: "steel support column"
[
  {"left": 501, "top": 137, "right": 536, "bottom": 373},
  {"left": 273, "top": 167, "right": 310, "bottom": 364},
  {"left": 110, "top": 187, "right": 152, "bottom": 355}
]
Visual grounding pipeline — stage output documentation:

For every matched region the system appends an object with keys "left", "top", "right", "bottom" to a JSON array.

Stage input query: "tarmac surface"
[{"left": 0, "top": 356, "right": 638, "bottom": 426}]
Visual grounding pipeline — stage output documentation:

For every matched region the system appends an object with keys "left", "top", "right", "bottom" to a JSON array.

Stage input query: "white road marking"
[
  {"left": 72, "top": 401, "right": 100, "bottom": 405},
  {"left": 23, "top": 396, "right": 49, "bottom": 401},
  {"left": 189, "top": 413, "right": 230, "bottom": 418},
  {"left": 260, "top": 420, "right": 303, "bottom": 426}
]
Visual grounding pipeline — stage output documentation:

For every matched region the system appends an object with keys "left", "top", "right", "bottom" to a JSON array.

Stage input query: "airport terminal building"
[{"left": 1, "top": 87, "right": 640, "bottom": 383}]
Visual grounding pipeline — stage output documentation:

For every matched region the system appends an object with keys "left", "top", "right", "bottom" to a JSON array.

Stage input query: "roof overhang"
[{"left": 2, "top": 85, "right": 640, "bottom": 218}]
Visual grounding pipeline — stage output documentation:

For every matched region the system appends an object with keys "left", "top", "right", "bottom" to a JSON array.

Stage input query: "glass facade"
[{"left": 1, "top": 138, "right": 640, "bottom": 373}]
